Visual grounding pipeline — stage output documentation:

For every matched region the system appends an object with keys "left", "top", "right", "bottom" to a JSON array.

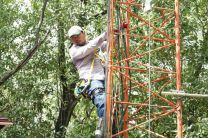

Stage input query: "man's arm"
[
  {"left": 100, "top": 30, "right": 118, "bottom": 52},
  {"left": 70, "top": 32, "right": 107, "bottom": 60},
  {"left": 100, "top": 41, "right": 107, "bottom": 52}
]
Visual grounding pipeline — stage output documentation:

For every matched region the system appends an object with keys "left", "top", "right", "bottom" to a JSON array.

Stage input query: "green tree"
[{"left": 0, "top": 0, "right": 207, "bottom": 138}]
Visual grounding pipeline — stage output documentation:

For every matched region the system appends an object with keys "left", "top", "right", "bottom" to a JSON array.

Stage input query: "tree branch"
[{"left": 0, "top": 0, "right": 49, "bottom": 86}]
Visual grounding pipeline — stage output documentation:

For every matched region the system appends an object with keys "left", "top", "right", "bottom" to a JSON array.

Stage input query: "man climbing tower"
[{"left": 68, "top": 25, "right": 107, "bottom": 137}]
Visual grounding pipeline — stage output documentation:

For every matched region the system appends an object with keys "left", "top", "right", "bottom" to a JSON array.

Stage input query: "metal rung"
[{"left": 161, "top": 91, "right": 208, "bottom": 98}]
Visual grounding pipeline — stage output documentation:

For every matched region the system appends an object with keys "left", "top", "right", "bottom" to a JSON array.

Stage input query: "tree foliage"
[{"left": 0, "top": 0, "right": 207, "bottom": 137}]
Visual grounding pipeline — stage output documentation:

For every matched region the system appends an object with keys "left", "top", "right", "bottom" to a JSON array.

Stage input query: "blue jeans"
[{"left": 87, "top": 80, "right": 105, "bottom": 118}]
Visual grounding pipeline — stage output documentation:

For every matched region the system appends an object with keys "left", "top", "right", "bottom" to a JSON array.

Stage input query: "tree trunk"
[{"left": 54, "top": 1, "right": 78, "bottom": 137}]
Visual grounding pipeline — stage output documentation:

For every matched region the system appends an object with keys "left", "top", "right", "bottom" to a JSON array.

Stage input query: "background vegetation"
[{"left": 0, "top": 0, "right": 207, "bottom": 137}]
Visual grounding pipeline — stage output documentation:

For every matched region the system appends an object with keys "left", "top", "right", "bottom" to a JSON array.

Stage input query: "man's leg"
[
  {"left": 88, "top": 80, "right": 105, "bottom": 137},
  {"left": 93, "top": 89, "right": 105, "bottom": 137},
  {"left": 93, "top": 89, "right": 105, "bottom": 117}
]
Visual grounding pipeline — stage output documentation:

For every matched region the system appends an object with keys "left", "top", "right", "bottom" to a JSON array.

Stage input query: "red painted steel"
[
  {"left": 106, "top": 0, "right": 182, "bottom": 137},
  {"left": 106, "top": 0, "right": 114, "bottom": 136},
  {"left": 175, "top": 0, "right": 183, "bottom": 138}
]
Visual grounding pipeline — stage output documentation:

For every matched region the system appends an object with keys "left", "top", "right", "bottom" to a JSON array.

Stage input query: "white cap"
[{"left": 68, "top": 26, "right": 83, "bottom": 38}]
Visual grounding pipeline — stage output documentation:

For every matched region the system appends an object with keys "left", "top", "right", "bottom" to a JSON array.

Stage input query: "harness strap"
[
  {"left": 87, "top": 49, "right": 96, "bottom": 83},
  {"left": 80, "top": 48, "right": 105, "bottom": 98},
  {"left": 82, "top": 49, "right": 96, "bottom": 88},
  {"left": 94, "top": 48, "right": 107, "bottom": 65}
]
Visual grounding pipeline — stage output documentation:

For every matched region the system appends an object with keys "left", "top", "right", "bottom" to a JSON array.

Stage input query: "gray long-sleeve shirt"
[{"left": 69, "top": 32, "right": 107, "bottom": 80}]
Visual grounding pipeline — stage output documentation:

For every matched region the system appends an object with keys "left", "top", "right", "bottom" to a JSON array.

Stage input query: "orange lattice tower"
[{"left": 105, "top": 0, "right": 182, "bottom": 137}]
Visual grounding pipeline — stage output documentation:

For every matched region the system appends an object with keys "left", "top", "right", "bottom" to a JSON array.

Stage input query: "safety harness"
[{"left": 74, "top": 48, "right": 106, "bottom": 98}]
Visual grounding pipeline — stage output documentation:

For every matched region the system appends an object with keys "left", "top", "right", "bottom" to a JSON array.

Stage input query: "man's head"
[{"left": 68, "top": 26, "right": 86, "bottom": 46}]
